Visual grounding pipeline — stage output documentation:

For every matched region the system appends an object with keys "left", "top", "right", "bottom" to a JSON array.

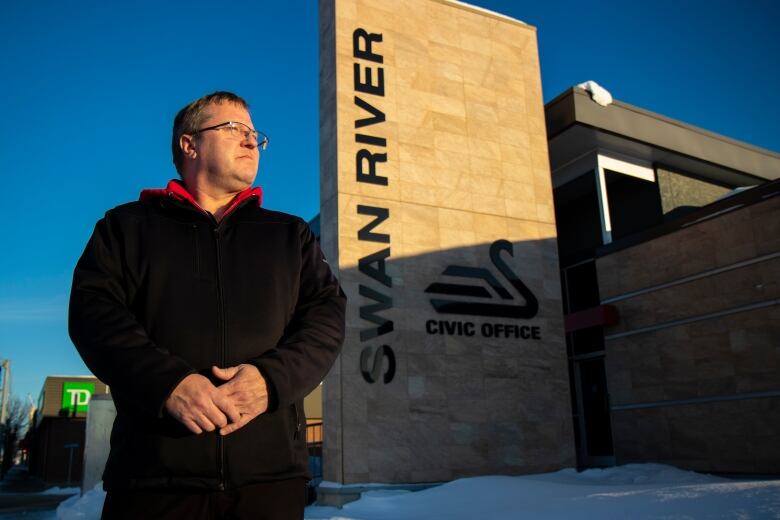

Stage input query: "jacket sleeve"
[
  {"left": 248, "top": 220, "right": 346, "bottom": 411},
  {"left": 68, "top": 212, "right": 196, "bottom": 418}
]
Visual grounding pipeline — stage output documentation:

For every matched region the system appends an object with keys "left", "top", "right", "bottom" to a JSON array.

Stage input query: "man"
[{"left": 69, "top": 92, "right": 346, "bottom": 519}]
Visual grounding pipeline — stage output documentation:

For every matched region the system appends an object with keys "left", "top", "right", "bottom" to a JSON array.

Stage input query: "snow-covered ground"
[
  {"left": 53, "top": 464, "right": 780, "bottom": 520},
  {"left": 40, "top": 487, "right": 80, "bottom": 496}
]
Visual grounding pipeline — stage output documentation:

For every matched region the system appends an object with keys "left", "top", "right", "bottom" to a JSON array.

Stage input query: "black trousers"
[{"left": 101, "top": 478, "right": 306, "bottom": 520}]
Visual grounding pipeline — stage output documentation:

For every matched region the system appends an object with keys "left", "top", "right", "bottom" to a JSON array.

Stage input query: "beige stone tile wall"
[
  {"left": 320, "top": 0, "right": 574, "bottom": 483},
  {"left": 319, "top": 0, "right": 344, "bottom": 483},
  {"left": 598, "top": 195, "right": 780, "bottom": 473},
  {"left": 597, "top": 195, "right": 780, "bottom": 300},
  {"left": 605, "top": 307, "right": 780, "bottom": 406},
  {"left": 612, "top": 395, "right": 780, "bottom": 474},
  {"left": 605, "top": 255, "right": 780, "bottom": 335}
]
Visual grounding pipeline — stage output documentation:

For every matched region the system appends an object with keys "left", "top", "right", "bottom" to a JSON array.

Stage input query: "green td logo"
[{"left": 61, "top": 382, "right": 95, "bottom": 414}]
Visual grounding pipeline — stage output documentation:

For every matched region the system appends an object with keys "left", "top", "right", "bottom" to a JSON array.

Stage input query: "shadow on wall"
[{"left": 323, "top": 235, "right": 576, "bottom": 483}]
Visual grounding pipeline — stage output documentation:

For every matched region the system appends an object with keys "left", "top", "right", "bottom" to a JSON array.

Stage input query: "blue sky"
[{"left": 1, "top": 0, "right": 778, "bottom": 403}]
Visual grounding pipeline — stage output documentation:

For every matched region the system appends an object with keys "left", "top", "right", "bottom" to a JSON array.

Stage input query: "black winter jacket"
[{"left": 69, "top": 181, "right": 346, "bottom": 491}]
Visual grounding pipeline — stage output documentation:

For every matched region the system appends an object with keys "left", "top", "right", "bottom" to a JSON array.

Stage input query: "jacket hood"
[{"left": 140, "top": 179, "right": 263, "bottom": 217}]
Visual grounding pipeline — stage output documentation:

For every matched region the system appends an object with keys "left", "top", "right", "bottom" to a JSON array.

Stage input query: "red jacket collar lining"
[{"left": 140, "top": 180, "right": 263, "bottom": 218}]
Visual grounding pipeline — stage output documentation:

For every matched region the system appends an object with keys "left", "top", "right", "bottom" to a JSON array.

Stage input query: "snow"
[
  {"left": 576, "top": 80, "right": 613, "bottom": 107},
  {"left": 307, "top": 464, "right": 780, "bottom": 520},
  {"left": 56, "top": 483, "right": 105, "bottom": 520},
  {"left": 0, "top": 511, "right": 56, "bottom": 520},
  {"left": 318, "top": 481, "right": 426, "bottom": 489},
  {"left": 41, "top": 486, "right": 80, "bottom": 496},
  {"left": 53, "top": 464, "right": 780, "bottom": 520},
  {"left": 442, "top": 1, "right": 529, "bottom": 26},
  {"left": 717, "top": 186, "right": 755, "bottom": 201}
]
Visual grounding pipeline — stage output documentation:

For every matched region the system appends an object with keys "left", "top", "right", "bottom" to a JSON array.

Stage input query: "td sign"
[{"left": 61, "top": 382, "right": 94, "bottom": 414}]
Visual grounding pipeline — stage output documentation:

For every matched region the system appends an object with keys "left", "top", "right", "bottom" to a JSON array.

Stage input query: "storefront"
[{"left": 27, "top": 376, "right": 108, "bottom": 486}]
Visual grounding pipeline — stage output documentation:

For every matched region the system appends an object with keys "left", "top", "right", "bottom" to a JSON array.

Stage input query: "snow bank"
[
  {"left": 51, "top": 465, "right": 780, "bottom": 520},
  {"left": 41, "top": 486, "right": 80, "bottom": 495},
  {"left": 306, "top": 464, "right": 780, "bottom": 520},
  {"left": 56, "top": 482, "right": 105, "bottom": 520}
]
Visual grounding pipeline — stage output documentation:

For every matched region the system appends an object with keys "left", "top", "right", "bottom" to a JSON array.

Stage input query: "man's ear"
[{"left": 180, "top": 134, "right": 197, "bottom": 159}]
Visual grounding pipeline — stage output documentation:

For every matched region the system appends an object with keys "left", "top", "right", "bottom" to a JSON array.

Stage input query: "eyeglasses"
[{"left": 194, "top": 121, "right": 269, "bottom": 150}]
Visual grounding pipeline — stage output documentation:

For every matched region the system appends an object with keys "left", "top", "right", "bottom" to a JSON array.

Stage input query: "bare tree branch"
[{"left": 2, "top": 396, "right": 31, "bottom": 477}]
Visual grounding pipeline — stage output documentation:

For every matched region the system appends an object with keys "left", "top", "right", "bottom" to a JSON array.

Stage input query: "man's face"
[{"left": 190, "top": 102, "right": 260, "bottom": 192}]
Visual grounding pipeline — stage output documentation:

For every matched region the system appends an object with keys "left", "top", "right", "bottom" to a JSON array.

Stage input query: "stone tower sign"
[{"left": 319, "top": 0, "right": 575, "bottom": 483}]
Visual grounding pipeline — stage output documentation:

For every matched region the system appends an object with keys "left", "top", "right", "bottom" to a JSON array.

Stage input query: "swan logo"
[{"left": 424, "top": 239, "right": 539, "bottom": 319}]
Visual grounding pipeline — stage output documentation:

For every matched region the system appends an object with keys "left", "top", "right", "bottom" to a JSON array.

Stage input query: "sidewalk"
[{"left": 0, "top": 465, "right": 76, "bottom": 514}]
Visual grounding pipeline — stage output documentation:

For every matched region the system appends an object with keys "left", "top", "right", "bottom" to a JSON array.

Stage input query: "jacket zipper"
[
  {"left": 214, "top": 223, "right": 226, "bottom": 491},
  {"left": 293, "top": 403, "right": 300, "bottom": 440},
  {"left": 171, "top": 200, "right": 254, "bottom": 491},
  {"left": 191, "top": 225, "right": 200, "bottom": 276}
]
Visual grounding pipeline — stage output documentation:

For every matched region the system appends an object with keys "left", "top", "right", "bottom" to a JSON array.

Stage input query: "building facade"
[
  {"left": 599, "top": 183, "right": 779, "bottom": 473},
  {"left": 548, "top": 87, "right": 780, "bottom": 473},
  {"left": 28, "top": 376, "right": 108, "bottom": 486},
  {"left": 314, "top": 1, "right": 780, "bottom": 481}
]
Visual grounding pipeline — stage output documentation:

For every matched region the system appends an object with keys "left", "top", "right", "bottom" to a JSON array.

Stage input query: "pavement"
[{"left": 0, "top": 465, "right": 76, "bottom": 515}]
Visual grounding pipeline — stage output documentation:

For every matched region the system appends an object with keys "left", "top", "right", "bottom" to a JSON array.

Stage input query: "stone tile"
[
  {"left": 409, "top": 376, "right": 447, "bottom": 399},
  {"left": 411, "top": 468, "right": 452, "bottom": 482},
  {"left": 368, "top": 446, "right": 413, "bottom": 482},
  {"left": 446, "top": 374, "right": 485, "bottom": 400},
  {"left": 447, "top": 399, "right": 489, "bottom": 424}
]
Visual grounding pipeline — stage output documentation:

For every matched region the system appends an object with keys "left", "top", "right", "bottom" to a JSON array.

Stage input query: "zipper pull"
[{"left": 294, "top": 405, "right": 301, "bottom": 440}]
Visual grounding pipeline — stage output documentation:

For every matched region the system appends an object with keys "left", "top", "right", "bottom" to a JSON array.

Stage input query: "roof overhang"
[{"left": 545, "top": 88, "right": 780, "bottom": 186}]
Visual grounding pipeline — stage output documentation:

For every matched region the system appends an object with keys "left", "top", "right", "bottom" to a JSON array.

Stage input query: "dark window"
[
  {"left": 571, "top": 326, "right": 605, "bottom": 356},
  {"left": 554, "top": 172, "right": 602, "bottom": 260},
  {"left": 604, "top": 170, "right": 663, "bottom": 240},
  {"left": 563, "top": 261, "right": 600, "bottom": 314},
  {"left": 577, "top": 358, "right": 614, "bottom": 457}
]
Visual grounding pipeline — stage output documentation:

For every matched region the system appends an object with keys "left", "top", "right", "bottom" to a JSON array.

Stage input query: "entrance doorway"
[
  {"left": 574, "top": 354, "right": 614, "bottom": 467},
  {"left": 561, "top": 259, "right": 615, "bottom": 468}
]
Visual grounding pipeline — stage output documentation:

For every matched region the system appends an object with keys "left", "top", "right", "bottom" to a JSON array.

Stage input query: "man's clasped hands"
[{"left": 164, "top": 364, "right": 269, "bottom": 435}]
